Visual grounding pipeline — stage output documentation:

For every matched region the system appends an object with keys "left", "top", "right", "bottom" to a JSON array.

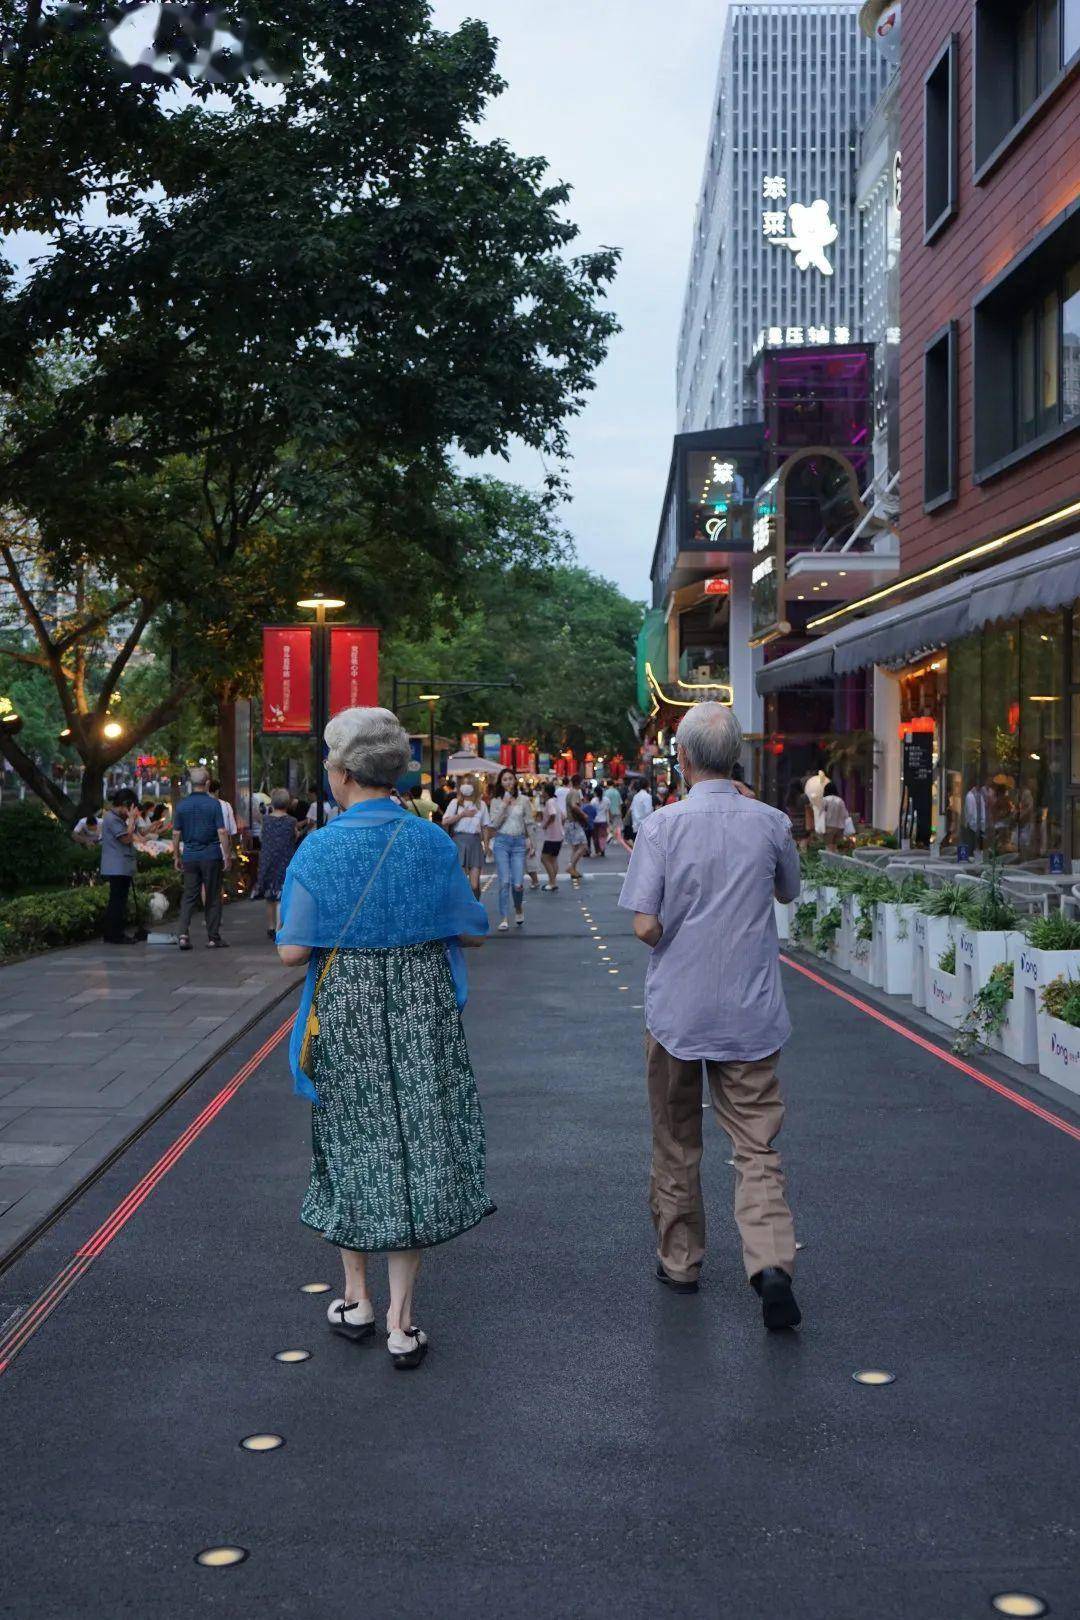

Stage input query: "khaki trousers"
[{"left": 645, "top": 1034, "right": 796, "bottom": 1283}]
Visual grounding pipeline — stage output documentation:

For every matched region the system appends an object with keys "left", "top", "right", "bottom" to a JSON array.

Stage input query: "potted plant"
[
  {"left": 1036, "top": 974, "right": 1080, "bottom": 1096},
  {"left": 953, "top": 960, "right": 1030, "bottom": 1060},
  {"left": 812, "top": 900, "right": 843, "bottom": 963},
  {"left": 955, "top": 860, "right": 1024, "bottom": 1010},
  {"left": 875, "top": 871, "right": 928, "bottom": 996},
  {"left": 928, "top": 938, "right": 964, "bottom": 1028},
  {"left": 790, "top": 899, "right": 819, "bottom": 948},
  {"left": 1014, "top": 914, "right": 1080, "bottom": 1057},
  {"left": 913, "top": 883, "right": 968, "bottom": 1013}
]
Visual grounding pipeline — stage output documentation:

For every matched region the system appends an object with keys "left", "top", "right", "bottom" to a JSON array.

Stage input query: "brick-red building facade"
[{"left": 899, "top": 1, "right": 1080, "bottom": 575}]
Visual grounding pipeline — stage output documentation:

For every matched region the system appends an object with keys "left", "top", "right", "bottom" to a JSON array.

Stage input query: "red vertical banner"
[
  {"left": 262, "top": 627, "right": 312, "bottom": 734},
  {"left": 329, "top": 627, "right": 379, "bottom": 716},
  {"left": 514, "top": 743, "right": 531, "bottom": 773},
  {"left": 500, "top": 743, "right": 514, "bottom": 767}
]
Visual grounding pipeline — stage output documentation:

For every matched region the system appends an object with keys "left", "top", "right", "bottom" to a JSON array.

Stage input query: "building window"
[
  {"left": 924, "top": 36, "right": 959, "bottom": 242},
  {"left": 973, "top": 200, "right": 1080, "bottom": 480},
  {"left": 975, "top": 0, "right": 1080, "bottom": 176},
  {"left": 923, "top": 322, "right": 958, "bottom": 510}
]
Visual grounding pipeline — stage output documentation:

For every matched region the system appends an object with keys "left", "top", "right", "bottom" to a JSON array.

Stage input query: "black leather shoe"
[
  {"left": 750, "top": 1267, "right": 801, "bottom": 1330},
  {"left": 655, "top": 1262, "right": 699, "bottom": 1295}
]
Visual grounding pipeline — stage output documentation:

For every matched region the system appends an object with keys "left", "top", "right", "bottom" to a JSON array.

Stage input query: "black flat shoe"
[
  {"left": 388, "top": 1326, "right": 428, "bottom": 1370},
  {"left": 655, "top": 1262, "right": 699, "bottom": 1295},
  {"left": 327, "top": 1298, "right": 376, "bottom": 1343},
  {"left": 751, "top": 1267, "right": 801, "bottom": 1331}
]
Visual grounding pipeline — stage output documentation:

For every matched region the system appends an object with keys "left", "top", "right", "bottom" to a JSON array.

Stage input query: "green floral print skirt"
[{"left": 301, "top": 941, "right": 493, "bottom": 1252}]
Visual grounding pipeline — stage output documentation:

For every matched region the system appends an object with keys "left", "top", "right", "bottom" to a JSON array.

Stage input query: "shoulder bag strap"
[{"left": 306, "top": 822, "right": 408, "bottom": 1010}]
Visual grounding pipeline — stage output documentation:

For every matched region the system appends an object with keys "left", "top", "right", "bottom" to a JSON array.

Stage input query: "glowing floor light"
[
  {"left": 990, "top": 1596, "right": 1048, "bottom": 1617},
  {"left": 852, "top": 1369, "right": 895, "bottom": 1386},
  {"left": 195, "top": 1546, "right": 248, "bottom": 1568},
  {"left": 240, "top": 1434, "right": 285, "bottom": 1452},
  {"left": 273, "top": 1349, "right": 311, "bottom": 1364}
]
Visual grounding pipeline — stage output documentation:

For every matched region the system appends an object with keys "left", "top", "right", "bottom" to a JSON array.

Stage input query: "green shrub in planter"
[
  {"left": 955, "top": 960, "right": 1014, "bottom": 1054},
  {"left": 1026, "top": 914, "right": 1080, "bottom": 950},
  {"left": 1039, "top": 974, "right": 1080, "bottom": 1027},
  {"left": 814, "top": 905, "right": 842, "bottom": 953},
  {"left": 938, "top": 942, "right": 957, "bottom": 974},
  {"left": 792, "top": 901, "right": 817, "bottom": 943}
]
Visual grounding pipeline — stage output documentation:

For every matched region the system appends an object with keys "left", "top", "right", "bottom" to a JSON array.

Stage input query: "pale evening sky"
[{"left": 431, "top": 0, "right": 729, "bottom": 600}]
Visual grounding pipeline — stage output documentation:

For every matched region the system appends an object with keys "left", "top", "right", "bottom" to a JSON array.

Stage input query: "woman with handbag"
[
  {"left": 277, "top": 707, "right": 492, "bottom": 1371},
  {"left": 563, "top": 778, "right": 589, "bottom": 889}
]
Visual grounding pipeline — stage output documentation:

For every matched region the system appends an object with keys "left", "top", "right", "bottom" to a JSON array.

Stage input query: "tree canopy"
[
  {"left": 382, "top": 562, "right": 644, "bottom": 759},
  {"left": 0, "top": 0, "right": 621, "bottom": 816}
]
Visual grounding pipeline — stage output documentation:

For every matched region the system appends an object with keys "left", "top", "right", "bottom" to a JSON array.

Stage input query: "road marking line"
[
  {"left": 782, "top": 954, "right": 1080, "bottom": 1145},
  {"left": 0, "top": 1016, "right": 293, "bottom": 1378}
]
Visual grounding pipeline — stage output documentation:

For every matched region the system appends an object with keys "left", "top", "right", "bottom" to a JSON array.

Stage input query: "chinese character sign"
[
  {"left": 328, "top": 627, "right": 379, "bottom": 716},
  {"left": 262, "top": 627, "right": 312, "bottom": 734},
  {"left": 760, "top": 177, "right": 839, "bottom": 276}
]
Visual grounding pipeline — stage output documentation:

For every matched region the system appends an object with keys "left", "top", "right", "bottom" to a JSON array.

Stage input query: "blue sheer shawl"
[{"left": 277, "top": 799, "right": 489, "bottom": 1101}]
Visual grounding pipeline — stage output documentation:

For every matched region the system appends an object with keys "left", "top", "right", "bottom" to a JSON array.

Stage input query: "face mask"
[{"left": 460, "top": 784, "right": 475, "bottom": 798}]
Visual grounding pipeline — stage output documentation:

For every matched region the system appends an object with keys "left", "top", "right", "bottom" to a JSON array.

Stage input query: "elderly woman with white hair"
[{"left": 277, "top": 707, "right": 492, "bottom": 1370}]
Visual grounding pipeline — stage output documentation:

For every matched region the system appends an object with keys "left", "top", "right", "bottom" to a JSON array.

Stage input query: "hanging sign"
[
  {"left": 262, "top": 627, "right": 312, "bottom": 734},
  {"left": 329, "top": 627, "right": 379, "bottom": 716}
]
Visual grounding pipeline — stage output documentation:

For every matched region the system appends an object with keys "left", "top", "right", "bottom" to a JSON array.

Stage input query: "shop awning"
[{"left": 756, "top": 529, "right": 1080, "bottom": 693}]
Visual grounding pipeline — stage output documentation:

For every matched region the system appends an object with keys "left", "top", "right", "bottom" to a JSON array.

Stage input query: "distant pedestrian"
[
  {"left": 619, "top": 702, "right": 803, "bottom": 1332},
  {"left": 489, "top": 766, "right": 532, "bottom": 931},
  {"left": 259, "top": 788, "right": 299, "bottom": 937},
  {"left": 563, "top": 775, "right": 588, "bottom": 888},
  {"left": 629, "top": 780, "right": 654, "bottom": 842},
  {"left": 442, "top": 772, "right": 490, "bottom": 899},
  {"left": 408, "top": 783, "right": 438, "bottom": 821},
  {"left": 538, "top": 781, "right": 565, "bottom": 891},
  {"left": 208, "top": 779, "right": 238, "bottom": 842},
  {"left": 276, "top": 706, "right": 493, "bottom": 1370},
  {"left": 591, "top": 785, "right": 610, "bottom": 856},
  {"left": 100, "top": 789, "right": 141, "bottom": 945},
  {"left": 73, "top": 812, "right": 102, "bottom": 847},
  {"left": 172, "top": 766, "right": 232, "bottom": 951}
]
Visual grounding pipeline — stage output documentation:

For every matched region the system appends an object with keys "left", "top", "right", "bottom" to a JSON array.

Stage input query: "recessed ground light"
[
  {"left": 195, "top": 1546, "right": 248, "bottom": 1568},
  {"left": 796, "top": 1241, "right": 805, "bottom": 1251},
  {"left": 240, "top": 1433, "right": 284, "bottom": 1452},
  {"left": 619, "top": 986, "right": 629, "bottom": 991},
  {"left": 608, "top": 968, "right": 618, "bottom": 974},
  {"left": 991, "top": 1595, "right": 1048, "bottom": 1617},
  {"left": 300, "top": 1282, "right": 330, "bottom": 1295},
  {"left": 273, "top": 1349, "right": 311, "bottom": 1364},
  {"left": 852, "top": 1369, "right": 895, "bottom": 1386}
]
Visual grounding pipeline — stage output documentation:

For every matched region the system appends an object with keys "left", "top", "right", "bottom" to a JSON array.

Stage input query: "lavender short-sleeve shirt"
[{"left": 618, "top": 778, "right": 801, "bottom": 1062}]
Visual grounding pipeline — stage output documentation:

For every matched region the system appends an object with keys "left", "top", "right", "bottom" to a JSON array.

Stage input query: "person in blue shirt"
[{"left": 171, "top": 766, "right": 232, "bottom": 950}]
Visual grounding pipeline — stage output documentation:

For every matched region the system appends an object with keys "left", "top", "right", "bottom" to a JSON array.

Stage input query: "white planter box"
[
  {"left": 913, "top": 914, "right": 958, "bottom": 1011},
  {"left": 774, "top": 899, "right": 796, "bottom": 942},
  {"left": 1014, "top": 945, "right": 1080, "bottom": 1060},
  {"left": 1037, "top": 1013, "right": 1080, "bottom": 1096},
  {"left": 927, "top": 965, "right": 964, "bottom": 1029},
  {"left": 956, "top": 927, "right": 1023, "bottom": 1005},
  {"left": 876, "top": 903, "right": 917, "bottom": 997},
  {"left": 845, "top": 895, "right": 879, "bottom": 986}
]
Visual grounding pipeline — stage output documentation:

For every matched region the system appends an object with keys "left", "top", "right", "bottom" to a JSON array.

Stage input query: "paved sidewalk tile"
[{"left": 0, "top": 900, "right": 303, "bottom": 1260}]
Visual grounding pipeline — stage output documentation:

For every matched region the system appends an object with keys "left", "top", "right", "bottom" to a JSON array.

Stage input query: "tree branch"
[
  {"left": 95, "top": 600, "right": 154, "bottom": 714},
  {"left": 54, "top": 595, "right": 140, "bottom": 655},
  {"left": 0, "top": 730, "right": 76, "bottom": 824}
]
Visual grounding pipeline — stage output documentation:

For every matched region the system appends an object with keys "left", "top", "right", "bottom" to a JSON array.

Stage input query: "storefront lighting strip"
[
  {"left": 644, "top": 662, "right": 734, "bottom": 710},
  {"left": 807, "top": 499, "right": 1080, "bottom": 632}
]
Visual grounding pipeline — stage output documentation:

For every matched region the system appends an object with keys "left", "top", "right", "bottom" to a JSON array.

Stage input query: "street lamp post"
[
  {"left": 297, "top": 593, "right": 346, "bottom": 827},
  {"left": 418, "top": 694, "right": 441, "bottom": 786},
  {"left": 472, "top": 721, "right": 490, "bottom": 762}
]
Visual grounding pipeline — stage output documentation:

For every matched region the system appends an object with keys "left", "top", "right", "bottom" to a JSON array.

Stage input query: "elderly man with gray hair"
[{"left": 619, "top": 701, "right": 803, "bottom": 1330}]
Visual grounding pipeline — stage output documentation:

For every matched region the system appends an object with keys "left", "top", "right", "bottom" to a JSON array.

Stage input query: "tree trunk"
[
  {"left": 0, "top": 732, "right": 78, "bottom": 823},
  {"left": 76, "top": 759, "right": 108, "bottom": 821}
]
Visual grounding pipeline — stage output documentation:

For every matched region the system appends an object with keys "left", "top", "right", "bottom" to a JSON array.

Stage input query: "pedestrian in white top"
[
  {"left": 442, "top": 774, "right": 491, "bottom": 897},
  {"left": 630, "top": 783, "right": 654, "bottom": 839},
  {"left": 489, "top": 766, "right": 533, "bottom": 930}
]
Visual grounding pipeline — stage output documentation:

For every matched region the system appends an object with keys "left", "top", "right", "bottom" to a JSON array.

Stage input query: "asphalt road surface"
[{"left": 2, "top": 855, "right": 1078, "bottom": 1619}]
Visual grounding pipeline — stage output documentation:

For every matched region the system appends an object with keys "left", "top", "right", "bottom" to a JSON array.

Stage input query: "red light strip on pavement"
[
  {"left": 782, "top": 955, "right": 1080, "bottom": 1145},
  {"left": 0, "top": 1017, "right": 292, "bottom": 1378}
]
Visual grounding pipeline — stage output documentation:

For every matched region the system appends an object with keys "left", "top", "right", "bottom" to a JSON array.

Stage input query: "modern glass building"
[{"left": 676, "top": 1, "right": 892, "bottom": 433}]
